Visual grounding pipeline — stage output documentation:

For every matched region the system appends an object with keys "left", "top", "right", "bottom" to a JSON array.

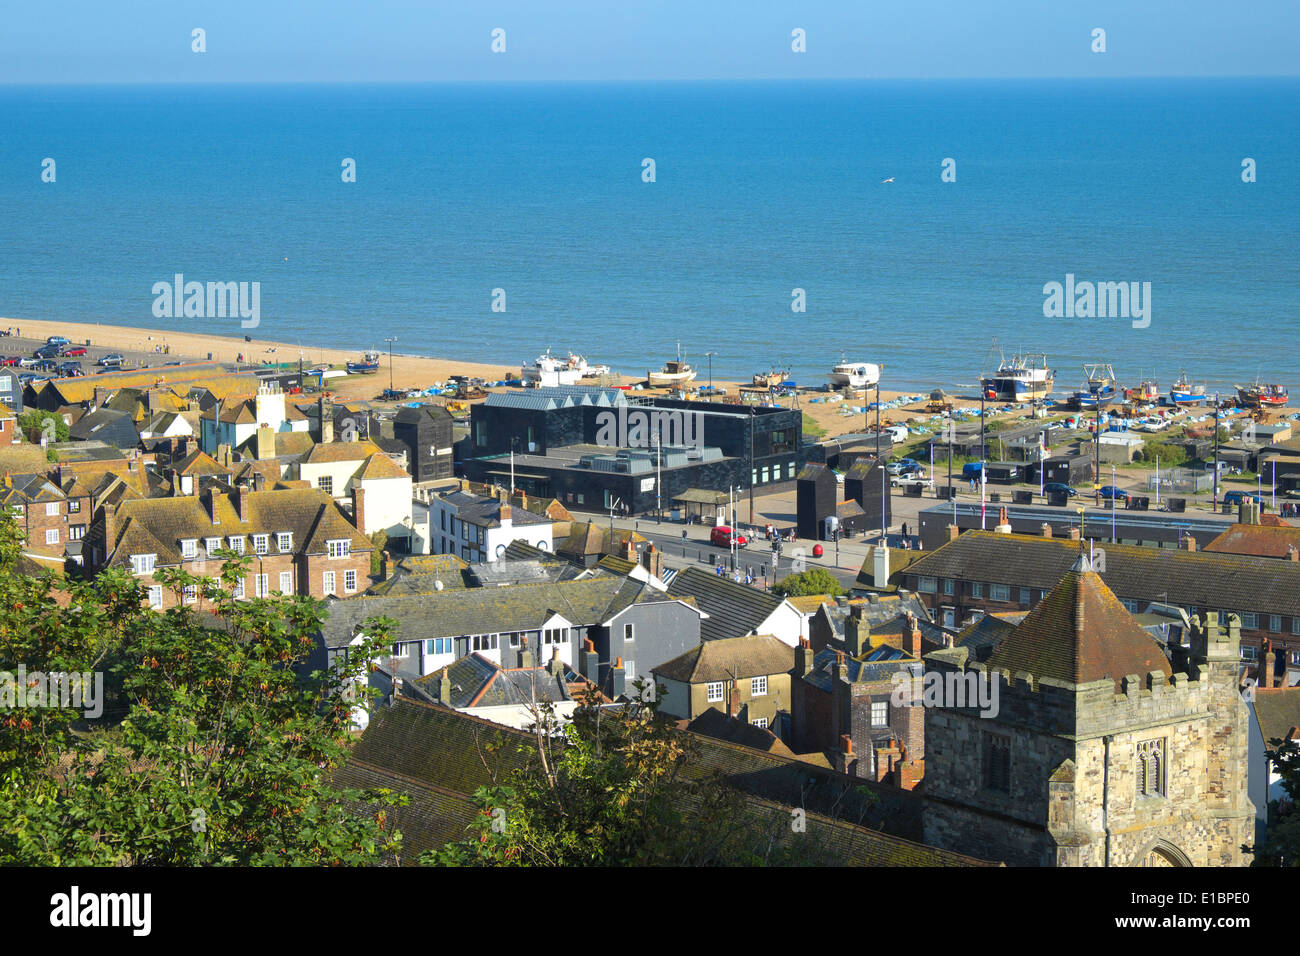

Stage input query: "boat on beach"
[
  {"left": 828, "top": 355, "right": 880, "bottom": 390},
  {"left": 1169, "top": 370, "right": 1207, "bottom": 406},
  {"left": 1124, "top": 377, "right": 1160, "bottom": 404},
  {"left": 1072, "top": 364, "right": 1117, "bottom": 410},
  {"left": 346, "top": 349, "right": 381, "bottom": 374},
  {"left": 980, "top": 352, "right": 1054, "bottom": 403},
  {"left": 648, "top": 342, "right": 696, "bottom": 388},
  {"left": 1235, "top": 380, "right": 1289, "bottom": 408}
]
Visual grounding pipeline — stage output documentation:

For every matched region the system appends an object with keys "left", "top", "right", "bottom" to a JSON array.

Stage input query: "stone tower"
[{"left": 921, "top": 553, "right": 1254, "bottom": 866}]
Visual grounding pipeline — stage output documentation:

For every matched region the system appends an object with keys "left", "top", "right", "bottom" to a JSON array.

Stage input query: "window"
[
  {"left": 327, "top": 539, "right": 351, "bottom": 559},
  {"left": 918, "top": 576, "right": 937, "bottom": 594},
  {"left": 233, "top": 578, "right": 245, "bottom": 599},
  {"left": 183, "top": 584, "right": 198, "bottom": 605},
  {"left": 1293, "top": 618, "right": 1300, "bottom": 635},
  {"left": 943, "top": 578, "right": 955, "bottom": 596},
  {"left": 45, "top": 502, "right": 59, "bottom": 516},
  {"left": 426, "top": 638, "right": 453, "bottom": 656},
  {"left": 1291, "top": 651, "right": 1300, "bottom": 666},
  {"left": 147, "top": 585, "right": 163, "bottom": 609},
  {"left": 1241, "top": 645, "right": 1258, "bottom": 661},
  {"left": 277, "top": 532, "right": 292, "bottom": 552},
  {"left": 344, "top": 569, "right": 357, "bottom": 593},
  {"left": 279, "top": 571, "right": 292, "bottom": 594},
  {"left": 1270, "top": 615, "right": 1282, "bottom": 633},
  {"left": 181, "top": 539, "right": 197, "bottom": 559},
  {"left": 45, "top": 528, "right": 59, "bottom": 545},
  {"left": 1135, "top": 739, "right": 1165, "bottom": 798},
  {"left": 130, "top": 554, "right": 157, "bottom": 575},
  {"left": 624, "top": 623, "right": 634, "bottom": 642},
  {"left": 706, "top": 682, "right": 724, "bottom": 703},
  {"left": 626, "top": 660, "right": 635, "bottom": 680},
  {"left": 990, "top": 584, "right": 1011, "bottom": 602},
  {"left": 253, "top": 534, "right": 269, "bottom": 555},
  {"left": 471, "top": 634, "right": 499, "bottom": 651},
  {"left": 390, "top": 643, "right": 411, "bottom": 658},
  {"left": 508, "top": 633, "right": 520, "bottom": 648},
  {"left": 787, "top": 462, "right": 796, "bottom": 480},
  {"left": 871, "top": 700, "right": 888, "bottom": 727},
  {"left": 317, "top": 476, "right": 333, "bottom": 495},
  {"left": 68, "top": 499, "right": 80, "bottom": 514},
  {"left": 971, "top": 582, "right": 984, "bottom": 598},
  {"left": 983, "top": 732, "right": 1011, "bottom": 793},
  {"left": 751, "top": 676, "right": 768, "bottom": 697},
  {"left": 752, "top": 717, "right": 769, "bottom": 730},
  {"left": 322, "top": 571, "right": 336, "bottom": 596},
  {"left": 205, "top": 537, "right": 221, "bottom": 554},
  {"left": 760, "top": 466, "right": 769, "bottom": 484},
  {"left": 1240, "top": 613, "right": 1258, "bottom": 630},
  {"left": 228, "top": 536, "right": 245, "bottom": 555},
  {"left": 69, "top": 526, "right": 84, "bottom": 542},
  {"left": 255, "top": 574, "right": 269, "bottom": 598}
]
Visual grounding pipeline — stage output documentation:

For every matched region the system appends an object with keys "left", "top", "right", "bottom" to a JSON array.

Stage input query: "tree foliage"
[
  {"left": 1249, "top": 737, "right": 1300, "bottom": 867},
  {"left": 0, "top": 512, "right": 403, "bottom": 865},
  {"left": 772, "top": 566, "right": 846, "bottom": 598}
]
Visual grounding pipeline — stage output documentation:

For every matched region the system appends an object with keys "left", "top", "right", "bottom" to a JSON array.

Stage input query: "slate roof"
[
  {"left": 986, "top": 559, "right": 1173, "bottom": 691},
  {"left": 320, "top": 576, "right": 665, "bottom": 649},
  {"left": 68, "top": 408, "right": 139, "bottom": 448},
  {"left": 954, "top": 612, "right": 1023, "bottom": 661},
  {"left": 0, "top": 473, "right": 66, "bottom": 508},
  {"left": 653, "top": 634, "right": 794, "bottom": 684},
  {"left": 665, "top": 565, "right": 786, "bottom": 642},
  {"left": 412, "top": 653, "right": 590, "bottom": 709},
  {"left": 802, "top": 644, "right": 915, "bottom": 693},
  {"left": 898, "top": 530, "right": 1300, "bottom": 617},
  {"left": 106, "top": 487, "right": 371, "bottom": 568},
  {"left": 683, "top": 708, "right": 796, "bottom": 757},
  {"left": 443, "top": 490, "right": 549, "bottom": 529},
  {"left": 1254, "top": 688, "right": 1300, "bottom": 746},
  {"left": 818, "top": 593, "right": 933, "bottom": 642},
  {"left": 339, "top": 699, "right": 994, "bottom": 865},
  {"left": 368, "top": 554, "right": 471, "bottom": 595}
]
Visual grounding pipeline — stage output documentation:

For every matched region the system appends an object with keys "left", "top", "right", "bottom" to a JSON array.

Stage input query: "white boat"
[
  {"left": 522, "top": 348, "right": 584, "bottom": 388},
  {"left": 648, "top": 342, "right": 696, "bottom": 388},
  {"left": 828, "top": 355, "right": 880, "bottom": 390},
  {"left": 568, "top": 352, "right": 611, "bottom": 378},
  {"left": 980, "top": 352, "right": 1054, "bottom": 403}
]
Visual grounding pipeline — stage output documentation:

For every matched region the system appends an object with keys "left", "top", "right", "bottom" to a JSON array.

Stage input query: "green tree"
[
  {"left": 772, "top": 566, "right": 845, "bottom": 598},
  {"left": 17, "top": 409, "right": 69, "bottom": 444},
  {"left": 0, "top": 512, "right": 404, "bottom": 866},
  {"left": 1249, "top": 737, "right": 1300, "bottom": 866}
]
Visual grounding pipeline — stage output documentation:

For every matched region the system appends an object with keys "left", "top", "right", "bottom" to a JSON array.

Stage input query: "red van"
[{"left": 710, "top": 526, "right": 748, "bottom": 549}]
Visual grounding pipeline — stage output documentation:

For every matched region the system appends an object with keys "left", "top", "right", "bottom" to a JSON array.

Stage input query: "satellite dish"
[{"left": 434, "top": 580, "right": 444, "bottom": 591}]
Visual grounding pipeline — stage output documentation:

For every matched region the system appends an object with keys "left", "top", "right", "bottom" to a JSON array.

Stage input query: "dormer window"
[
  {"left": 205, "top": 537, "right": 221, "bottom": 554},
  {"left": 253, "top": 534, "right": 269, "bottom": 555},
  {"left": 276, "top": 532, "right": 292, "bottom": 552},
  {"left": 228, "top": 536, "right": 245, "bottom": 555},
  {"left": 180, "top": 539, "right": 198, "bottom": 560},
  {"left": 131, "top": 554, "right": 157, "bottom": 575}
]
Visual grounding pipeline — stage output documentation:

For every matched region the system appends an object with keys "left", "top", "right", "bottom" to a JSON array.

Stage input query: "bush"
[{"left": 772, "top": 567, "right": 845, "bottom": 598}]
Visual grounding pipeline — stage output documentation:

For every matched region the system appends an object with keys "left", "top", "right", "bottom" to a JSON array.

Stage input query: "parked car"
[
  {"left": 97, "top": 353, "right": 124, "bottom": 367},
  {"left": 45, "top": 336, "right": 70, "bottom": 347},
  {"left": 1098, "top": 485, "right": 1129, "bottom": 501},
  {"left": 891, "top": 475, "right": 935, "bottom": 490},
  {"left": 16, "top": 356, "right": 39, "bottom": 368},
  {"left": 0, "top": 356, "right": 19, "bottom": 366},
  {"left": 1042, "top": 482, "right": 1078, "bottom": 498},
  {"left": 56, "top": 361, "right": 84, "bottom": 377},
  {"left": 1221, "top": 490, "right": 1262, "bottom": 507},
  {"left": 709, "top": 525, "right": 749, "bottom": 549},
  {"left": 34, "top": 344, "right": 61, "bottom": 360},
  {"left": 31, "top": 359, "right": 59, "bottom": 372},
  {"left": 61, "top": 346, "right": 87, "bottom": 357}
]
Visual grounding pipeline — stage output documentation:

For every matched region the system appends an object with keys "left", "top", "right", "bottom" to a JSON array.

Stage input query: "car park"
[
  {"left": 57, "top": 362, "right": 84, "bottom": 377},
  {"left": 0, "top": 356, "right": 19, "bottom": 366}
]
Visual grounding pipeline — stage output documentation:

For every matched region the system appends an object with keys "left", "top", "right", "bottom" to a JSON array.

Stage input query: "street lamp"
[
  {"left": 704, "top": 351, "right": 716, "bottom": 394},
  {"left": 385, "top": 336, "right": 398, "bottom": 393}
]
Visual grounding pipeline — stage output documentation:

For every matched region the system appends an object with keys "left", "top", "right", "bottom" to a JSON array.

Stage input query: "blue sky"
[{"left": 3, "top": 0, "right": 1297, "bottom": 83}]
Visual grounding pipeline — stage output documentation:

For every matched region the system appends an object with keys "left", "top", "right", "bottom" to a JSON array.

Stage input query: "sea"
[{"left": 0, "top": 78, "right": 1296, "bottom": 393}]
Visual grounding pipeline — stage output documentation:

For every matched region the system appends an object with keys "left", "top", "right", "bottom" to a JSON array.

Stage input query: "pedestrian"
[{"left": 902, "top": 521, "right": 909, "bottom": 540}]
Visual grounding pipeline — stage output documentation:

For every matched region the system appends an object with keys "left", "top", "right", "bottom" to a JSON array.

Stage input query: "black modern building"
[{"left": 394, "top": 404, "right": 455, "bottom": 483}]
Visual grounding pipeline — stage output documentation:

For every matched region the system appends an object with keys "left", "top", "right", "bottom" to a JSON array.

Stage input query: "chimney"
[
  {"left": 609, "top": 657, "right": 626, "bottom": 698},
  {"left": 946, "top": 524, "right": 960, "bottom": 542},
  {"left": 1041, "top": 522, "right": 1053, "bottom": 538},
  {"left": 170, "top": 468, "right": 182, "bottom": 497},
  {"left": 547, "top": 648, "right": 565, "bottom": 678},
  {"left": 1181, "top": 534, "right": 1196, "bottom": 552},
  {"left": 256, "top": 424, "right": 275, "bottom": 460},
  {"left": 204, "top": 487, "right": 221, "bottom": 525},
  {"left": 872, "top": 545, "right": 890, "bottom": 589},
  {"left": 905, "top": 614, "right": 923, "bottom": 660},
  {"left": 840, "top": 734, "right": 853, "bottom": 757},
  {"left": 728, "top": 679, "right": 740, "bottom": 719},
  {"left": 236, "top": 486, "right": 250, "bottom": 523},
  {"left": 351, "top": 486, "right": 367, "bottom": 534},
  {"left": 797, "top": 637, "right": 816, "bottom": 675},
  {"left": 1287, "top": 545, "right": 1298, "bottom": 562},
  {"left": 994, "top": 507, "right": 1012, "bottom": 533},
  {"left": 642, "top": 543, "right": 663, "bottom": 580},
  {"left": 380, "top": 550, "right": 391, "bottom": 582},
  {"left": 622, "top": 537, "right": 637, "bottom": 562},
  {"left": 437, "top": 667, "right": 451, "bottom": 706},
  {"left": 498, "top": 503, "right": 512, "bottom": 525},
  {"left": 1068, "top": 526, "right": 1081, "bottom": 541},
  {"left": 319, "top": 396, "right": 333, "bottom": 444},
  {"left": 582, "top": 639, "right": 599, "bottom": 682},
  {"left": 845, "top": 605, "right": 869, "bottom": 657},
  {"left": 1264, "top": 641, "right": 1277, "bottom": 688},
  {"left": 518, "top": 637, "right": 534, "bottom": 669}
]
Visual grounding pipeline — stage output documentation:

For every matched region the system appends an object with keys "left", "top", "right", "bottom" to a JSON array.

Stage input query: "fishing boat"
[
  {"left": 648, "top": 342, "right": 697, "bottom": 387},
  {"left": 1072, "top": 364, "right": 1117, "bottom": 410},
  {"left": 751, "top": 368, "right": 790, "bottom": 390},
  {"left": 980, "top": 352, "right": 1054, "bottom": 403},
  {"left": 569, "top": 353, "right": 611, "bottom": 378},
  {"left": 346, "top": 349, "right": 381, "bottom": 374},
  {"left": 1169, "top": 370, "right": 1207, "bottom": 406},
  {"left": 828, "top": 354, "right": 880, "bottom": 390},
  {"left": 1124, "top": 375, "right": 1160, "bottom": 404},
  {"left": 522, "top": 348, "right": 585, "bottom": 388},
  {"left": 1235, "top": 380, "right": 1289, "bottom": 408}
]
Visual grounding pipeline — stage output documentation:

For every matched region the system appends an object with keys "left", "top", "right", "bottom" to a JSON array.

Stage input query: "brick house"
[
  {"left": 95, "top": 486, "right": 372, "bottom": 609},
  {"left": 0, "top": 472, "right": 89, "bottom": 560},
  {"left": 0, "top": 403, "right": 18, "bottom": 446}
]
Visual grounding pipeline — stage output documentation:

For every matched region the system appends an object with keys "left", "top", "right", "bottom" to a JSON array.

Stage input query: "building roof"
[
  {"left": 1204, "top": 523, "right": 1300, "bottom": 560},
  {"left": 802, "top": 644, "right": 915, "bottom": 693},
  {"left": 954, "top": 611, "right": 1024, "bottom": 660},
  {"left": 106, "top": 487, "right": 371, "bottom": 568},
  {"left": 302, "top": 439, "right": 384, "bottom": 465},
  {"left": 411, "top": 653, "right": 590, "bottom": 709},
  {"left": 43, "top": 364, "right": 245, "bottom": 407},
  {"left": 357, "top": 453, "right": 410, "bottom": 481},
  {"left": 652, "top": 633, "right": 793, "bottom": 684},
  {"left": 986, "top": 558, "right": 1173, "bottom": 691},
  {"left": 898, "top": 530, "right": 1300, "bottom": 618},
  {"left": 67, "top": 408, "right": 139, "bottom": 448},
  {"left": 683, "top": 708, "right": 797, "bottom": 757},
  {"left": 1254, "top": 688, "right": 1300, "bottom": 746},
  {"left": 665, "top": 565, "right": 786, "bottom": 643},
  {"left": 368, "top": 554, "right": 471, "bottom": 595},
  {"left": 442, "top": 490, "right": 549, "bottom": 529}
]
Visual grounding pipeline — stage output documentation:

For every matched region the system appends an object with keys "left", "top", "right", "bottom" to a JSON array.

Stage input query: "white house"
[
  {"left": 297, "top": 439, "right": 413, "bottom": 538},
  {"left": 426, "top": 489, "right": 553, "bottom": 563},
  {"left": 200, "top": 381, "right": 309, "bottom": 454}
]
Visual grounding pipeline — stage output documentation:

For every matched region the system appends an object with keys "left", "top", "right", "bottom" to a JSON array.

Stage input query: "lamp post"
[
  {"left": 1213, "top": 393, "right": 1221, "bottom": 510},
  {"left": 385, "top": 336, "right": 397, "bottom": 393},
  {"left": 705, "top": 351, "right": 716, "bottom": 394}
]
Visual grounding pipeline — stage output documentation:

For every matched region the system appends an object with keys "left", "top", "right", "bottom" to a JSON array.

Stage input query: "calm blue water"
[{"left": 0, "top": 79, "right": 1296, "bottom": 392}]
